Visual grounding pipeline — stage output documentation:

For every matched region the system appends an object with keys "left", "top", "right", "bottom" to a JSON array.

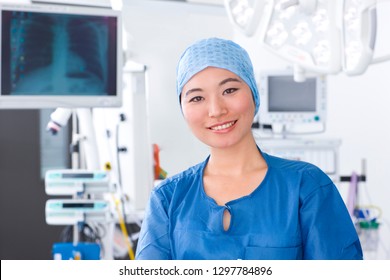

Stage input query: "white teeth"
[{"left": 210, "top": 121, "right": 235, "bottom": 131}]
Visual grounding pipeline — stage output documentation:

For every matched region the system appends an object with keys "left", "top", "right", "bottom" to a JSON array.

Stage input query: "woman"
[{"left": 136, "top": 38, "right": 363, "bottom": 260}]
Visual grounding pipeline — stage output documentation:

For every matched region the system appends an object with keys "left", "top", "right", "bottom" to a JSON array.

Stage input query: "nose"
[{"left": 208, "top": 96, "right": 227, "bottom": 118}]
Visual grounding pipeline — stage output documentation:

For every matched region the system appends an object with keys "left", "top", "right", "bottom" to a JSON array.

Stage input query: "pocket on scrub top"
[{"left": 244, "top": 246, "right": 302, "bottom": 260}]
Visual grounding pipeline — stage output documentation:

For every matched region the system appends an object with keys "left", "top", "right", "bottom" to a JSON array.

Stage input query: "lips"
[{"left": 208, "top": 120, "right": 237, "bottom": 131}]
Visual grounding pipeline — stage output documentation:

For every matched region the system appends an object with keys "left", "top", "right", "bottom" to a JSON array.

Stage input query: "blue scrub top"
[{"left": 136, "top": 151, "right": 363, "bottom": 260}]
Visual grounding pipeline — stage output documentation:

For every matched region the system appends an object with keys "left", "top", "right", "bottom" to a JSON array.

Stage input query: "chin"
[{"left": 203, "top": 138, "right": 240, "bottom": 150}]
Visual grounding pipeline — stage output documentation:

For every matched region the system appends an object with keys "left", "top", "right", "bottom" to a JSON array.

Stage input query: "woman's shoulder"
[
  {"left": 263, "top": 152, "right": 332, "bottom": 186},
  {"left": 263, "top": 152, "right": 338, "bottom": 203}
]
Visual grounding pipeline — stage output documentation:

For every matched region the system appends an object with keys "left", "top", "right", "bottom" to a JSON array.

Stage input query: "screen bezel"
[
  {"left": 258, "top": 70, "right": 327, "bottom": 125},
  {"left": 0, "top": 3, "right": 122, "bottom": 109}
]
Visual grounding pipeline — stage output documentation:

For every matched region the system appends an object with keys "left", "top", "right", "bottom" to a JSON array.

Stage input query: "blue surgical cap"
[{"left": 176, "top": 37, "right": 260, "bottom": 115}]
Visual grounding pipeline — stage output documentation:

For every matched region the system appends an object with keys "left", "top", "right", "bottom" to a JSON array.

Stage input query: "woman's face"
[{"left": 181, "top": 67, "right": 255, "bottom": 149}]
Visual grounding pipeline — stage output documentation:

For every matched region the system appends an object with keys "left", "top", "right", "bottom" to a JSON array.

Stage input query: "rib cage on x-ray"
[
  {"left": 12, "top": 14, "right": 54, "bottom": 86},
  {"left": 11, "top": 13, "right": 109, "bottom": 95},
  {"left": 67, "top": 17, "right": 108, "bottom": 87}
]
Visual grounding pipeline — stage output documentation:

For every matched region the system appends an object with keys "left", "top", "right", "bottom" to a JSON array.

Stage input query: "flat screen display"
[{"left": 0, "top": 4, "right": 122, "bottom": 108}]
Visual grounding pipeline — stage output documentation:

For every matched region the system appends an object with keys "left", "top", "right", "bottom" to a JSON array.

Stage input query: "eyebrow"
[
  {"left": 184, "top": 77, "right": 243, "bottom": 98},
  {"left": 184, "top": 88, "right": 203, "bottom": 98},
  {"left": 219, "top": 77, "right": 243, "bottom": 86}
]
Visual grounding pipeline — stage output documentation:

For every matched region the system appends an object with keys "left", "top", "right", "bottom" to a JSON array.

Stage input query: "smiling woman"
[{"left": 135, "top": 37, "right": 363, "bottom": 260}]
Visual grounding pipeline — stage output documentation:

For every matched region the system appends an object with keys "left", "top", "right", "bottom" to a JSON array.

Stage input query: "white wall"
[{"left": 122, "top": 0, "right": 390, "bottom": 259}]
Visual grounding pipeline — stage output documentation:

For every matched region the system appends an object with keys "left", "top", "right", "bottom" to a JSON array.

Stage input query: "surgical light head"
[
  {"left": 259, "top": 0, "right": 342, "bottom": 81},
  {"left": 225, "top": 0, "right": 385, "bottom": 81},
  {"left": 342, "top": 0, "right": 377, "bottom": 75},
  {"left": 224, "top": 0, "right": 267, "bottom": 36},
  {"left": 176, "top": 37, "right": 260, "bottom": 116}
]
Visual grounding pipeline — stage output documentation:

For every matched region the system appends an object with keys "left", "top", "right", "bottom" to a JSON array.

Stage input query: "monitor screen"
[
  {"left": 259, "top": 71, "right": 326, "bottom": 125},
  {"left": 268, "top": 76, "right": 316, "bottom": 112},
  {"left": 0, "top": 3, "right": 122, "bottom": 108}
]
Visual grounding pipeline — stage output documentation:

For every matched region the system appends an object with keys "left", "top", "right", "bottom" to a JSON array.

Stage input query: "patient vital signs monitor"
[
  {"left": 0, "top": 3, "right": 122, "bottom": 108},
  {"left": 258, "top": 70, "right": 326, "bottom": 125}
]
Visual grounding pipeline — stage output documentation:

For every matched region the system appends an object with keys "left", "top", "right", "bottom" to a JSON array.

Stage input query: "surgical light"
[
  {"left": 260, "top": 0, "right": 341, "bottom": 81},
  {"left": 266, "top": 21, "right": 289, "bottom": 47},
  {"left": 312, "top": 8, "right": 329, "bottom": 32},
  {"left": 224, "top": 0, "right": 267, "bottom": 36},
  {"left": 313, "top": 40, "right": 332, "bottom": 65},
  {"left": 292, "top": 22, "right": 312, "bottom": 46},
  {"left": 342, "top": 0, "right": 377, "bottom": 75},
  {"left": 278, "top": 1, "right": 297, "bottom": 19},
  {"left": 224, "top": 0, "right": 390, "bottom": 80}
]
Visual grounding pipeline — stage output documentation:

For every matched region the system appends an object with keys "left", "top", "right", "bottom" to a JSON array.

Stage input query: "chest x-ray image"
[{"left": 1, "top": 10, "right": 117, "bottom": 96}]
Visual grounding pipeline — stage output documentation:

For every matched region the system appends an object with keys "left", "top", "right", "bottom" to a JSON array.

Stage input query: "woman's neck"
[{"left": 206, "top": 136, "right": 266, "bottom": 176}]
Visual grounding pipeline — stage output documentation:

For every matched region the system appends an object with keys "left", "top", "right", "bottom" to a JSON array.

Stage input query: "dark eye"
[
  {"left": 224, "top": 88, "right": 238, "bottom": 95},
  {"left": 189, "top": 96, "right": 204, "bottom": 103}
]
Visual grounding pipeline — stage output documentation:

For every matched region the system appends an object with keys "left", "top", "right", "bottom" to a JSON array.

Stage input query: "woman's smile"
[{"left": 208, "top": 120, "right": 237, "bottom": 131}]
